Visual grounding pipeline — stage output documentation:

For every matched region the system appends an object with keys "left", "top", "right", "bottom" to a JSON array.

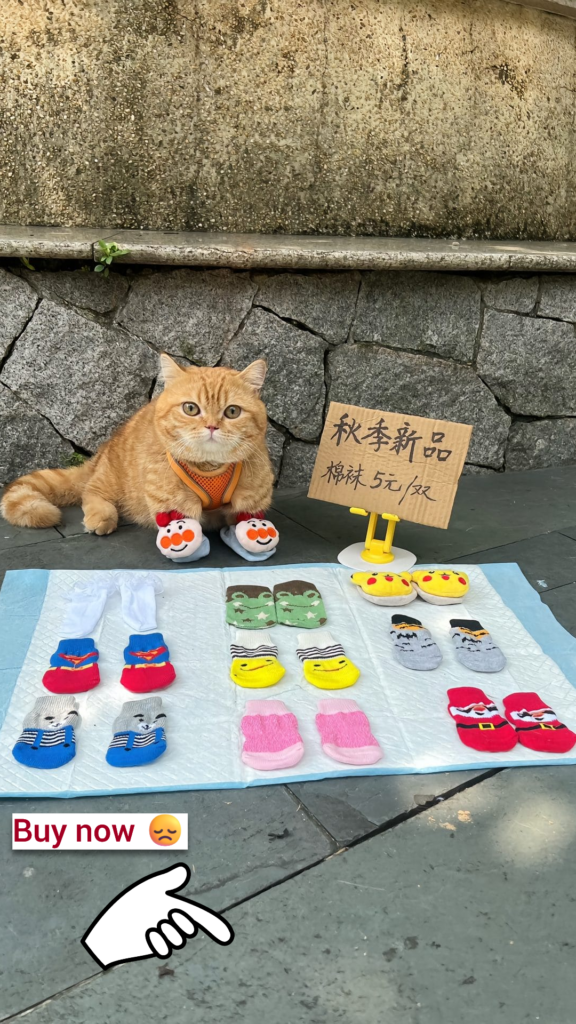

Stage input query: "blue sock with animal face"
[
  {"left": 12, "top": 696, "right": 80, "bottom": 770},
  {"left": 106, "top": 697, "right": 167, "bottom": 767}
]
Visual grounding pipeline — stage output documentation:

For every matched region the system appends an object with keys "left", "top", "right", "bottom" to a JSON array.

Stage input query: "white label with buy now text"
[{"left": 12, "top": 813, "right": 188, "bottom": 850}]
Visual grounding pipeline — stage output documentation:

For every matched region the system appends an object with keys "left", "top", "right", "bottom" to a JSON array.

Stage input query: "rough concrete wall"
[
  {"left": 0, "top": 0, "right": 575, "bottom": 238},
  {"left": 1, "top": 263, "right": 575, "bottom": 488}
]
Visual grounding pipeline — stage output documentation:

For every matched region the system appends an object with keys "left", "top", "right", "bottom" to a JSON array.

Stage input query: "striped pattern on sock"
[
  {"left": 297, "top": 643, "right": 345, "bottom": 661},
  {"left": 109, "top": 728, "right": 166, "bottom": 749},
  {"left": 16, "top": 728, "right": 76, "bottom": 748},
  {"left": 296, "top": 629, "right": 346, "bottom": 662},
  {"left": 230, "top": 641, "right": 279, "bottom": 660}
]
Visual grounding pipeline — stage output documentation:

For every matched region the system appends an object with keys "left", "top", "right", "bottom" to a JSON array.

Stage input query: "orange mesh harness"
[{"left": 166, "top": 453, "right": 243, "bottom": 511}]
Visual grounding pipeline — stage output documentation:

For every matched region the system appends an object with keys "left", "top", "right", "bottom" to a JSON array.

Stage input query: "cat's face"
[{"left": 154, "top": 357, "right": 268, "bottom": 464}]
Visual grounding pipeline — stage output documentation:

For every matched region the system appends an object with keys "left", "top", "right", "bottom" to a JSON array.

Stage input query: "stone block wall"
[{"left": 0, "top": 263, "right": 574, "bottom": 489}]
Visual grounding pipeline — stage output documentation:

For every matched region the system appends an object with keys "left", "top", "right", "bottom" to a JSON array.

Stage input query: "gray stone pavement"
[{"left": 1, "top": 466, "right": 576, "bottom": 1022}]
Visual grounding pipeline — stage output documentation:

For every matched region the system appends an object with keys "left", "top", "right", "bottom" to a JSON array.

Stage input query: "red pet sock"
[
  {"left": 42, "top": 638, "right": 100, "bottom": 694},
  {"left": 502, "top": 692, "right": 576, "bottom": 754},
  {"left": 120, "top": 633, "right": 176, "bottom": 694},
  {"left": 447, "top": 686, "right": 517, "bottom": 753}
]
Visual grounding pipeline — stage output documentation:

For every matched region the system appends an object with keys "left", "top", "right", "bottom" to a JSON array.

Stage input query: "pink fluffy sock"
[
  {"left": 315, "top": 699, "right": 382, "bottom": 765},
  {"left": 241, "top": 700, "right": 304, "bottom": 771}
]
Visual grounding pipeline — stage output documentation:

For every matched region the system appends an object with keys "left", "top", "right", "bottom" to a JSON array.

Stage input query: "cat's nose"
[{"left": 207, "top": 425, "right": 219, "bottom": 435}]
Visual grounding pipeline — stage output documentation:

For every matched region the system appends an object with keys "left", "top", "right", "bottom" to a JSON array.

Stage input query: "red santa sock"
[
  {"left": 447, "top": 686, "right": 517, "bottom": 753},
  {"left": 502, "top": 692, "right": 576, "bottom": 754}
]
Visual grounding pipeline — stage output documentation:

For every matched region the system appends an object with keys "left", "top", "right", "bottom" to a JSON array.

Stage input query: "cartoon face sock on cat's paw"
[
  {"left": 230, "top": 631, "right": 285, "bottom": 688},
  {"left": 273, "top": 580, "right": 327, "bottom": 628},
  {"left": 156, "top": 511, "right": 210, "bottom": 563},
  {"left": 296, "top": 629, "right": 359, "bottom": 689},
  {"left": 43, "top": 638, "right": 100, "bottom": 693},
  {"left": 220, "top": 512, "right": 279, "bottom": 562},
  {"left": 12, "top": 696, "right": 80, "bottom": 769},
  {"left": 390, "top": 615, "right": 442, "bottom": 671},
  {"left": 106, "top": 697, "right": 168, "bottom": 767},
  {"left": 121, "top": 633, "right": 176, "bottom": 692},
  {"left": 450, "top": 619, "right": 506, "bottom": 673}
]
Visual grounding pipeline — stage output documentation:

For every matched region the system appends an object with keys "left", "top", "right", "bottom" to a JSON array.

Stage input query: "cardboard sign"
[{"left": 308, "top": 402, "right": 472, "bottom": 530}]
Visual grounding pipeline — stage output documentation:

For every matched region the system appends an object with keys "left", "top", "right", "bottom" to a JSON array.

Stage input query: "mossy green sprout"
[{"left": 94, "top": 240, "right": 130, "bottom": 278}]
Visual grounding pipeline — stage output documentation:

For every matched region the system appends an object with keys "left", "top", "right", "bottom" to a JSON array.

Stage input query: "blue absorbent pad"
[{"left": 0, "top": 563, "right": 575, "bottom": 799}]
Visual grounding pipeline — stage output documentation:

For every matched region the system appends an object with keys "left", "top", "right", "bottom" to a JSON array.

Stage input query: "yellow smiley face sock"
[
  {"left": 296, "top": 629, "right": 360, "bottom": 690},
  {"left": 230, "top": 630, "right": 286, "bottom": 688}
]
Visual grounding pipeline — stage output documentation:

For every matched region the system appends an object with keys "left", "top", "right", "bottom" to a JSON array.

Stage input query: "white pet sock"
[
  {"left": 117, "top": 573, "right": 163, "bottom": 633},
  {"left": 60, "top": 575, "right": 116, "bottom": 639}
]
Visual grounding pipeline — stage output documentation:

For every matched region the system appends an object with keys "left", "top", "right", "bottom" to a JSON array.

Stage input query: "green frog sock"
[
  {"left": 226, "top": 584, "right": 277, "bottom": 629},
  {"left": 273, "top": 580, "right": 327, "bottom": 629}
]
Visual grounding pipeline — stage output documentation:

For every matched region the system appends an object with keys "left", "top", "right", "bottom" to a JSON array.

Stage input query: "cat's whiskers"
[{"left": 169, "top": 432, "right": 239, "bottom": 465}]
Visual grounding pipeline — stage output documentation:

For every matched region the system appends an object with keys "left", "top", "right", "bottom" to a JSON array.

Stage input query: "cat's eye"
[
  {"left": 224, "top": 405, "right": 241, "bottom": 419},
  {"left": 182, "top": 402, "right": 200, "bottom": 416}
]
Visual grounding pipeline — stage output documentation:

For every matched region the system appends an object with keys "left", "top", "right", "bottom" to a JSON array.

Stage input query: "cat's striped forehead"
[{"left": 164, "top": 366, "right": 258, "bottom": 408}]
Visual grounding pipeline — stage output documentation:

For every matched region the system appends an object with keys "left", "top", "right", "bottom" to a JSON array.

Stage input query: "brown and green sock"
[
  {"left": 226, "top": 584, "right": 276, "bottom": 629},
  {"left": 273, "top": 580, "right": 327, "bottom": 629}
]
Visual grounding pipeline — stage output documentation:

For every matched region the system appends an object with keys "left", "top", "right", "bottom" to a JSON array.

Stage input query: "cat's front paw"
[
  {"left": 235, "top": 516, "right": 279, "bottom": 555},
  {"left": 83, "top": 505, "right": 118, "bottom": 536}
]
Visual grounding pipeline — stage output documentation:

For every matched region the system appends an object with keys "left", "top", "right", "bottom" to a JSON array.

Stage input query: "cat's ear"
[
  {"left": 238, "top": 359, "right": 267, "bottom": 393},
  {"left": 160, "top": 353, "right": 186, "bottom": 386}
]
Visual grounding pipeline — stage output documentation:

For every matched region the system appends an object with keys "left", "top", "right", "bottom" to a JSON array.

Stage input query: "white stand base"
[{"left": 337, "top": 543, "right": 417, "bottom": 574}]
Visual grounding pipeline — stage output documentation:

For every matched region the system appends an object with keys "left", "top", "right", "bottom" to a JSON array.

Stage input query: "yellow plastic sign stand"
[
  {"left": 338, "top": 507, "right": 417, "bottom": 574},
  {"left": 350, "top": 508, "right": 400, "bottom": 565}
]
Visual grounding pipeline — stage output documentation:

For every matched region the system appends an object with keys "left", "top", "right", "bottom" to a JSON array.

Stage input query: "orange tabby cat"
[{"left": 1, "top": 355, "right": 274, "bottom": 535}]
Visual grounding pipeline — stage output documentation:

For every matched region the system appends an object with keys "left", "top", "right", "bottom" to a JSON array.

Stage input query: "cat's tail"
[{"left": 1, "top": 461, "right": 94, "bottom": 528}]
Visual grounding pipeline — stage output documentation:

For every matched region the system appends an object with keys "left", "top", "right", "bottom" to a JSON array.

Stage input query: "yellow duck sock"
[
  {"left": 296, "top": 629, "right": 360, "bottom": 690},
  {"left": 230, "top": 630, "right": 285, "bottom": 688}
]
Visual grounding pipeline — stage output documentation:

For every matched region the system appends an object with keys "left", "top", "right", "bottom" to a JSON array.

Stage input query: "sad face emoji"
[{"left": 149, "top": 814, "right": 182, "bottom": 847}]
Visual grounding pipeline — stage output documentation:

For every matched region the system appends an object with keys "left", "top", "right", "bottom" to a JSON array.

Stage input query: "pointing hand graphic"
[{"left": 82, "top": 863, "right": 234, "bottom": 969}]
